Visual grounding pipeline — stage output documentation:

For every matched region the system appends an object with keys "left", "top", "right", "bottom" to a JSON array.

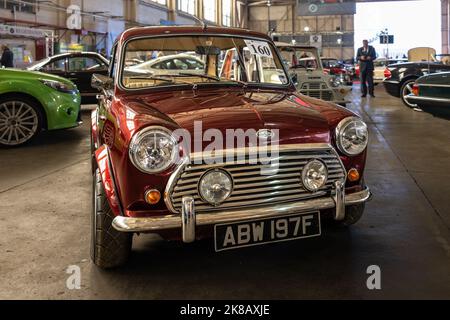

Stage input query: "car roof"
[
  {"left": 274, "top": 42, "right": 318, "bottom": 50},
  {"left": 118, "top": 25, "right": 272, "bottom": 43}
]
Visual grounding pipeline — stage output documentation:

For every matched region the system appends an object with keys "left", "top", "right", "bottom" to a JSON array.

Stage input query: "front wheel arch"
[{"left": 0, "top": 92, "right": 48, "bottom": 129}]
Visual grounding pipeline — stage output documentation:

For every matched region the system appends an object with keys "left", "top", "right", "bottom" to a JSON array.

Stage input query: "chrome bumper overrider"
[{"left": 112, "top": 186, "right": 372, "bottom": 242}]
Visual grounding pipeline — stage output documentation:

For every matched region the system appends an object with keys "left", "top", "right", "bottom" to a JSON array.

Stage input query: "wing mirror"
[{"left": 91, "top": 73, "right": 113, "bottom": 90}]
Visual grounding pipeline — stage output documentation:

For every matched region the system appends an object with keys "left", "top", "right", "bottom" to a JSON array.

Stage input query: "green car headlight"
[{"left": 40, "top": 79, "right": 77, "bottom": 94}]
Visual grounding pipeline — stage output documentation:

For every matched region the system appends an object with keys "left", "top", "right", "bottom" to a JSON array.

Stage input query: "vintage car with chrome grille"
[
  {"left": 90, "top": 26, "right": 371, "bottom": 268},
  {"left": 275, "top": 43, "right": 350, "bottom": 107}
]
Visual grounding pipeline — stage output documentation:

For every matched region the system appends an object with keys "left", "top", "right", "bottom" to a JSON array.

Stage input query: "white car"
[
  {"left": 373, "top": 58, "right": 407, "bottom": 84},
  {"left": 125, "top": 54, "right": 205, "bottom": 75},
  {"left": 276, "top": 43, "right": 350, "bottom": 106}
]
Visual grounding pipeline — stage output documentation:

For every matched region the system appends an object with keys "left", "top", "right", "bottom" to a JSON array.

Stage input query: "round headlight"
[
  {"left": 129, "top": 126, "right": 177, "bottom": 173},
  {"left": 302, "top": 160, "right": 328, "bottom": 192},
  {"left": 199, "top": 169, "right": 233, "bottom": 206},
  {"left": 335, "top": 117, "right": 368, "bottom": 156}
]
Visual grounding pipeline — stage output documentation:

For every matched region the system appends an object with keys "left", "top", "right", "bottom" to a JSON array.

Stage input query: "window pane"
[
  {"left": 43, "top": 58, "right": 66, "bottom": 72},
  {"left": 204, "top": 0, "right": 216, "bottom": 22},
  {"left": 177, "top": 0, "right": 195, "bottom": 15},
  {"left": 69, "top": 57, "right": 107, "bottom": 71},
  {"left": 222, "top": 0, "right": 232, "bottom": 26},
  {"left": 121, "top": 36, "right": 288, "bottom": 89}
]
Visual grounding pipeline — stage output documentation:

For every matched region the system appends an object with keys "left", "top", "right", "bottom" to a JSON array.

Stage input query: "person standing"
[
  {"left": 356, "top": 40, "right": 377, "bottom": 98},
  {"left": 1, "top": 45, "right": 14, "bottom": 68}
]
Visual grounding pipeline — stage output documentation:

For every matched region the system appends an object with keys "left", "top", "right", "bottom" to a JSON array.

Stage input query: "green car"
[
  {"left": 406, "top": 72, "right": 450, "bottom": 118},
  {"left": 0, "top": 68, "right": 81, "bottom": 147}
]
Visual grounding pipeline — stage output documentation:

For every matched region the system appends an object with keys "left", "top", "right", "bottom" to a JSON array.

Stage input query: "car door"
[{"left": 67, "top": 55, "right": 108, "bottom": 97}]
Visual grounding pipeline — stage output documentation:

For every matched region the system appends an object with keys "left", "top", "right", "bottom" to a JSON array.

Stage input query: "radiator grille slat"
[
  {"left": 167, "top": 147, "right": 346, "bottom": 213},
  {"left": 300, "top": 82, "right": 334, "bottom": 101}
]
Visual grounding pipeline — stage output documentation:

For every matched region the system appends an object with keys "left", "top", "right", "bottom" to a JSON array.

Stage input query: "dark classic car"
[
  {"left": 27, "top": 52, "right": 109, "bottom": 103},
  {"left": 405, "top": 72, "right": 450, "bottom": 118},
  {"left": 90, "top": 26, "right": 371, "bottom": 268},
  {"left": 383, "top": 58, "right": 450, "bottom": 108}
]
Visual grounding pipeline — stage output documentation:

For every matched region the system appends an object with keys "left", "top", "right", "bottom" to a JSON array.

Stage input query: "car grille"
[
  {"left": 300, "top": 82, "right": 333, "bottom": 101},
  {"left": 166, "top": 145, "right": 346, "bottom": 213}
]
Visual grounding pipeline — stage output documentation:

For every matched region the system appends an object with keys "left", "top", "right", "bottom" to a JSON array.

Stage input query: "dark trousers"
[{"left": 360, "top": 69, "right": 374, "bottom": 95}]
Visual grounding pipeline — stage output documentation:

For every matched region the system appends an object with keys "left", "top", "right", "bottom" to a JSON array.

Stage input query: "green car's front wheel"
[{"left": 0, "top": 95, "right": 42, "bottom": 147}]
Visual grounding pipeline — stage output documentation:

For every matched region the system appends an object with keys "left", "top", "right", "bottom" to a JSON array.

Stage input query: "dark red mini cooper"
[{"left": 90, "top": 26, "right": 371, "bottom": 268}]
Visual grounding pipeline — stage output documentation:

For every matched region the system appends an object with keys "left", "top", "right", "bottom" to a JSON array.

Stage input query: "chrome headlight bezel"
[
  {"left": 301, "top": 159, "right": 328, "bottom": 192},
  {"left": 128, "top": 126, "right": 178, "bottom": 174},
  {"left": 198, "top": 168, "right": 234, "bottom": 206},
  {"left": 335, "top": 117, "right": 369, "bottom": 156}
]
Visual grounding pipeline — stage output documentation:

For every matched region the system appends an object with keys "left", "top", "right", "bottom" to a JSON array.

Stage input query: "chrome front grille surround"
[
  {"left": 300, "top": 82, "right": 333, "bottom": 101},
  {"left": 164, "top": 144, "right": 346, "bottom": 213}
]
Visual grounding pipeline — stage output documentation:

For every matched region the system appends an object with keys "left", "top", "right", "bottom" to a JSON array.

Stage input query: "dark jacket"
[
  {"left": 1, "top": 48, "right": 14, "bottom": 68},
  {"left": 356, "top": 46, "right": 376, "bottom": 72}
]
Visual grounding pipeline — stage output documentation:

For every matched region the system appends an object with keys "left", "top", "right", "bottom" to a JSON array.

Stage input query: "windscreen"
[{"left": 121, "top": 35, "right": 289, "bottom": 89}]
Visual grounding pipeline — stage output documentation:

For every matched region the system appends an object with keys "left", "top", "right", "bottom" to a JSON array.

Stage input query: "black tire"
[
  {"left": 0, "top": 95, "right": 43, "bottom": 147},
  {"left": 340, "top": 203, "right": 365, "bottom": 227},
  {"left": 91, "top": 169, "right": 132, "bottom": 268},
  {"left": 400, "top": 79, "right": 418, "bottom": 108}
]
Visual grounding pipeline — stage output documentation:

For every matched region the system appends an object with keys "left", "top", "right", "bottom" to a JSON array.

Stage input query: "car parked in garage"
[
  {"left": 321, "top": 57, "right": 353, "bottom": 86},
  {"left": 373, "top": 58, "right": 407, "bottom": 85},
  {"left": 275, "top": 43, "right": 350, "bottom": 107},
  {"left": 126, "top": 53, "right": 205, "bottom": 75},
  {"left": 27, "top": 52, "right": 109, "bottom": 103},
  {"left": 405, "top": 72, "right": 450, "bottom": 118},
  {"left": 0, "top": 68, "right": 81, "bottom": 147},
  {"left": 383, "top": 48, "right": 450, "bottom": 108},
  {"left": 90, "top": 26, "right": 371, "bottom": 268}
]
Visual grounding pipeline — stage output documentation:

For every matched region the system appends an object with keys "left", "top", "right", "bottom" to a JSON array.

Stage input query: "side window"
[
  {"left": 185, "top": 58, "right": 204, "bottom": 70},
  {"left": 68, "top": 57, "right": 106, "bottom": 72},
  {"left": 42, "top": 58, "right": 66, "bottom": 72}
]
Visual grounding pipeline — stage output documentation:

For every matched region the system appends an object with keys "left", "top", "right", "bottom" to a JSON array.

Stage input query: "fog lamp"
[
  {"left": 199, "top": 169, "right": 233, "bottom": 206},
  {"left": 302, "top": 160, "right": 328, "bottom": 192}
]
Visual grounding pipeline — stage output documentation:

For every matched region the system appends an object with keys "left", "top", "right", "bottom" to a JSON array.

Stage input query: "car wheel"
[
  {"left": 400, "top": 79, "right": 418, "bottom": 108},
  {"left": 340, "top": 203, "right": 365, "bottom": 226},
  {"left": 91, "top": 168, "right": 132, "bottom": 268},
  {"left": 0, "top": 96, "right": 42, "bottom": 147}
]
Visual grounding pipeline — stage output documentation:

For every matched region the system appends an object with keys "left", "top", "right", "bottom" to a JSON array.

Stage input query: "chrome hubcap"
[
  {"left": 0, "top": 101, "right": 38, "bottom": 145},
  {"left": 403, "top": 82, "right": 417, "bottom": 108}
]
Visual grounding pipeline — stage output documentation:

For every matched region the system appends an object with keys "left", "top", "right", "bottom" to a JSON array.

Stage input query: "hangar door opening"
[{"left": 354, "top": 0, "right": 441, "bottom": 60}]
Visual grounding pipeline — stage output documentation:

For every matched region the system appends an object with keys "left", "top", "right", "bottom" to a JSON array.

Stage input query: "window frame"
[{"left": 117, "top": 33, "right": 293, "bottom": 93}]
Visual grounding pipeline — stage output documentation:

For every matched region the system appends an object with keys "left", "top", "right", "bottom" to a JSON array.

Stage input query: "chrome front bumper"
[{"left": 112, "top": 184, "right": 372, "bottom": 243}]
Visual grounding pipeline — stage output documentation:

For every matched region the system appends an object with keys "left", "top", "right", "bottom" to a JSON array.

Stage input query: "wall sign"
[
  {"left": 0, "top": 24, "right": 47, "bottom": 38},
  {"left": 298, "top": 0, "right": 356, "bottom": 16}
]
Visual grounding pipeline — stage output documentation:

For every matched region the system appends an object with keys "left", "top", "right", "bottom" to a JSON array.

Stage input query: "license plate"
[{"left": 214, "top": 212, "right": 321, "bottom": 252}]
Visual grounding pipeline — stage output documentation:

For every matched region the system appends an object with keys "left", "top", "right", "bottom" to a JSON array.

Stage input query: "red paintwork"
[
  {"left": 95, "top": 145, "right": 122, "bottom": 216},
  {"left": 92, "top": 26, "right": 368, "bottom": 220}
]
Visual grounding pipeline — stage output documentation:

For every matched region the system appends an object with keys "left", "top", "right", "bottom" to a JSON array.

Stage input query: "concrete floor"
[{"left": 0, "top": 86, "right": 449, "bottom": 299}]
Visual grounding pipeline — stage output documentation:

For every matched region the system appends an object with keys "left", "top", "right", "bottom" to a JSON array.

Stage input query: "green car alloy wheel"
[{"left": 0, "top": 68, "right": 81, "bottom": 147}]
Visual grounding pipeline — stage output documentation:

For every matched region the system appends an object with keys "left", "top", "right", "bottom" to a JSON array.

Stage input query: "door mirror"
[{"left": 91, "top": 73, "right": 113, "bottom": 90}]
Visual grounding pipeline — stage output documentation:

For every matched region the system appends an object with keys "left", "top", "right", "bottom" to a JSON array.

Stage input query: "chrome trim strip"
[
  {"left": 182, "top": 196, "right": 195, "bottom": 243},
  {"left": 417, "top": 83, "right": 450, "bottom": 88},
  {"left": 333, "top": 181, "right": 345, "bottom": 220},
  {"left": 164, "top": 157, "right": 189, "bottom": 213},
  {"left": 189, "top": 143, "right": 332, "bottom": 161},
  {"left": 405, "top": 95, "right": 450, "bottom": 104},
  {"left": 111, "top": 187, "right": 371, "bottom": 233},
  {"left": 383, "top": 80, "right": 400, "bottom": 84}
]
